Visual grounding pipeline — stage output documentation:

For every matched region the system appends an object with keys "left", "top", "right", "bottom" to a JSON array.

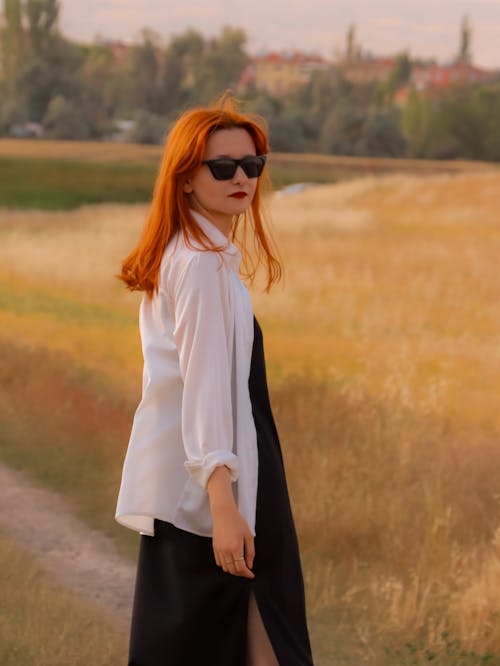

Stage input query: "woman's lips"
[{"left": 230, "top": 192, "right": 247, "bottom": 199}]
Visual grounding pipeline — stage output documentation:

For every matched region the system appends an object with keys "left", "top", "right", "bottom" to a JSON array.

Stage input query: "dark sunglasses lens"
[
  {"left": 209, "top": 160, "right": 237, "bottom": 180},
  {"left": 241, "top": 156, "right": 266, "bottom": 178}
]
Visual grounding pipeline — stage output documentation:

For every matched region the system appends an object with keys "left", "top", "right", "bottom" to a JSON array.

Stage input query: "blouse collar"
[{"left": 189, "top": 209, "right": 242, "bottom": 272}]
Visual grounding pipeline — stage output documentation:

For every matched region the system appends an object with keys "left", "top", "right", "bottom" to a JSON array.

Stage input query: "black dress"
[{"left": 128, "top": 316, "right": 314, "bottom": 665}]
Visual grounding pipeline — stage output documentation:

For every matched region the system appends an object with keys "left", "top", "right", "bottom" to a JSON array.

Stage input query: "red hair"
[{"left": 119, "top": 98, "right": 282, "bottom": 296}]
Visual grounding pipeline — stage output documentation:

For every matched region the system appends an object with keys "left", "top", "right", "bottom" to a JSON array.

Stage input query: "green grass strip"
[{"left": 0, "top": 156, "right": 157, "bottom": 210}]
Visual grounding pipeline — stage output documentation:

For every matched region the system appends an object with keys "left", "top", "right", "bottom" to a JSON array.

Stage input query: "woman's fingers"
[
  {"left": 214, "top": 548, "right": 230, "bottom": 572},
  {"left": 244, "top": 534, "right": 255, "bottom": 571},
  {"left": 211, "top": 509, "right": 255, "bottom": 577},
  {"left": 222, "top": 553, "right": 233, "bottom": 571},
  {"left": 215, "top": 548, "right": 255, "bottom": 578},
  {"left": 233, "top": 554, "right": 255, "bottom": 578},
  {"left": 228, "top": 555, "right": 252, "bottom": 578}
]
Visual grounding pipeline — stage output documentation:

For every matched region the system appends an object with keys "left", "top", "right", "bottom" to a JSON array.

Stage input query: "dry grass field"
[
  {"left": 0, "top": 528, "right": 127, "bottom": 665},
  {"left": 0, "top": 138, "right": 164, "bottom": 163},
  {"left": 1, "top": 169, "right": 500, "bottom": 662}
]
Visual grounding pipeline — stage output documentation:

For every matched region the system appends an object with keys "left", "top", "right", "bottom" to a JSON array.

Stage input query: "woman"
[{"left": 115, "top": 98, "right": 314, "bottom": 665}]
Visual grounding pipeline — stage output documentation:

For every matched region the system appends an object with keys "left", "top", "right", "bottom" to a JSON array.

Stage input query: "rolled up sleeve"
[{"left": 169, "top": 251, "right": 238, "bottom": 489}]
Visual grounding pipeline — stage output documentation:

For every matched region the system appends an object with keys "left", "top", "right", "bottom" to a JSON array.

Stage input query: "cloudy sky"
[{"left": 59, "top": 0, "right": 500, "bottom": 68}]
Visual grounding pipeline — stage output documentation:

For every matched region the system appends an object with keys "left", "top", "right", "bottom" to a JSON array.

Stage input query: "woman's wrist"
[{"left": 207, "top": 465, "right": 237, "bottom": 513}]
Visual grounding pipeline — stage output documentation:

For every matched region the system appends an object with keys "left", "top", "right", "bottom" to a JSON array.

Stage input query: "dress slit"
[{"left": 246, "top": 587, "right": 279, "bottom": 665}]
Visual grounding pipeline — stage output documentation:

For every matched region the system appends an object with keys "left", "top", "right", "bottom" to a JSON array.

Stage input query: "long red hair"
[{"left": 119, "top": 99, "right": 282, "bottom": 296}]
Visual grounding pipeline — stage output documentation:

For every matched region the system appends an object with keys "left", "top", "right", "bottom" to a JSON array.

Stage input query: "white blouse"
[{"left": 115, "top": 210, "right": 258, "bottom": 538}]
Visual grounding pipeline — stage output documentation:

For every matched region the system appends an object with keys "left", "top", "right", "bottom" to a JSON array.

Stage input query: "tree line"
[{"left": 1, "top": 1, "right": 500, "bottom": 161}]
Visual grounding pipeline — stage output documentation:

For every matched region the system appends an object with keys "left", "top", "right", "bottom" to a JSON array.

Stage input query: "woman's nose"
[{"left": 232, "top": 165, "right": 248, "bottom": 182}]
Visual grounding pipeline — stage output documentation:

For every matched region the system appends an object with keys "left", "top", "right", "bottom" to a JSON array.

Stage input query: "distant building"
[
  {"left": 412, "top": 61, "right": 494, "bottom": 90},
  {"left": 340, "top": 56, "right": 396, "bottom": 85},
  {"left": 246, "top": 51, "right": 329, "bottom": 94},
  {"left": 395, "top": 61, "right": 496, "bottom": 106}
]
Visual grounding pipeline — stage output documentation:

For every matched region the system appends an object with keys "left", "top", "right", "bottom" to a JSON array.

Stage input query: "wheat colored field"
[
  {"left": 0, "top": 528, "right": 127, "bottom": 665},
  {"left": 1, "top": 170, "right": 500, "bottom": 662}
]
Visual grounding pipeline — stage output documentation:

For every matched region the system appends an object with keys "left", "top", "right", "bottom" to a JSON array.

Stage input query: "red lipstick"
[{"left": 230, "top": 192, "right": 247, "bottom": 199}]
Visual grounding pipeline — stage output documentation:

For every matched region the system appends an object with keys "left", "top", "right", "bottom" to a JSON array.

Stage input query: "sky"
[{"left": 59, "top": 0, "right": 500, "bottom": 69}]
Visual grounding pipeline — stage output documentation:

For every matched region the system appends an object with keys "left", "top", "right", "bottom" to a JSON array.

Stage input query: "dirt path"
[{"left": 0, "top": 461, "right": 135, "bottom": 629}]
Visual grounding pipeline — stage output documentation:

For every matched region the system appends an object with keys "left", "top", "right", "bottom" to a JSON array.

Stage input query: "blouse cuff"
[{"left": 184, "top": 450, "right": 239, "bottom": 489}]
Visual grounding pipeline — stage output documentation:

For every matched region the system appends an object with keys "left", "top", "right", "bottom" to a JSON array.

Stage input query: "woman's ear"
[{"left": 183, "top": 179, "right": 193, "bottom": 194}]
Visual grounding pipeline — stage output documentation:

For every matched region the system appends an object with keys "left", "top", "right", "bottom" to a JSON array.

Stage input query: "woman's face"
[{"left": 183, "top": 128, "right": 260, "bottom": 236}]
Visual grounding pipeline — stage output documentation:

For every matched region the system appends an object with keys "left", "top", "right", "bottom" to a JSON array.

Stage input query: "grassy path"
[
  {"left": 0, "top": 529, "right": 128, "bottom": 665},
  {"left": 0, "top": 461, "right": 135, "bottom": 628}
]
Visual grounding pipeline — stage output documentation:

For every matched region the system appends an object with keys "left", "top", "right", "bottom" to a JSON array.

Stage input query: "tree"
[
  {"left": 422, "top": 87, "right": 476, "bottom": 159},
  {"left": 428, "top": 83, "right": 500, "bottom": 161},
  {"left": 160, "top": 43, "right": 185, "bottom": 113},
  {"left": 345, "top": 23, "right": 361, "bottom": 62},
  {"left": 355, "top": 111, "right": 406, "bottom": 157},
  {"left": 373, "top": 52, "right": 412, "bottom": 109},
  {"left": 401, "top": 87, "right": 432, "bottom": 157},
  {"left": 320, "top": 100, "right": 366, "bottom": 154},
  {"left": 457, "top": 15, "right": 472, "bottom": 64},
  {"left": 470, "top": 84, "right": 500, "bottom": 161},
  {"left": 14, "top": 34, "right": 85, "bottom": 121},
  {"left": 2, "top": 0, "right": 87, "bottom": 123},
  {"left": 269, "top": 110, "right": 307, "bottom": 152},
  {"left": 16, "top": 57, "right": 55, "bottom": 120},
  {"left": 299, "top": 68, "right": 352, "bottom": 132},
  {"left": 193, "top": 26, "right": 248, "bottom": 102},
  {"left": 81, "top": 42, "right": 121, "bottom": 122},
  {"left": 159, "top": 29, "right": 205, "bottom": 112},
  {"left": 25, "top": 0, "right": 60, "bottom": 58},
  {"left": 126, "top": 110, "right": 166, "bottom": 144},
  {"left": 392, "top": 53, "right": 412, "bottom": 87},
  {"left": 124, "top": 29, "right": 162, "bottom": 114},
  {"left": 1, "top": 0, "right": 26, "bottom": 98},
  {"left": 42, "top": 94, "right": 90, "bottom": 139},
  {"left": 0, "top": 97, "right": 28, "bottom": 134}
]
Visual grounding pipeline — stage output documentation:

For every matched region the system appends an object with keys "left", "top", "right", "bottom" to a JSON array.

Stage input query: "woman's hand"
[
  {"left": 207, "top": 465, "right": 255, "bottom": 579},
  {"left": 211, "top": 504, "right": 255, "bottom": 578}
]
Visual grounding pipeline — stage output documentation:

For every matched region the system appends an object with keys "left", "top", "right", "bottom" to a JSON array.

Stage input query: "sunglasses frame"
[{"left": 202, "top": 155, "right": 267, "bottom": 181}]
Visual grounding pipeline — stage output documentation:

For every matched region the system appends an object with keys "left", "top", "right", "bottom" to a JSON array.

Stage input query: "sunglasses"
[{"left": 202, "top": 155, "right": 267, "bottom": 180}]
